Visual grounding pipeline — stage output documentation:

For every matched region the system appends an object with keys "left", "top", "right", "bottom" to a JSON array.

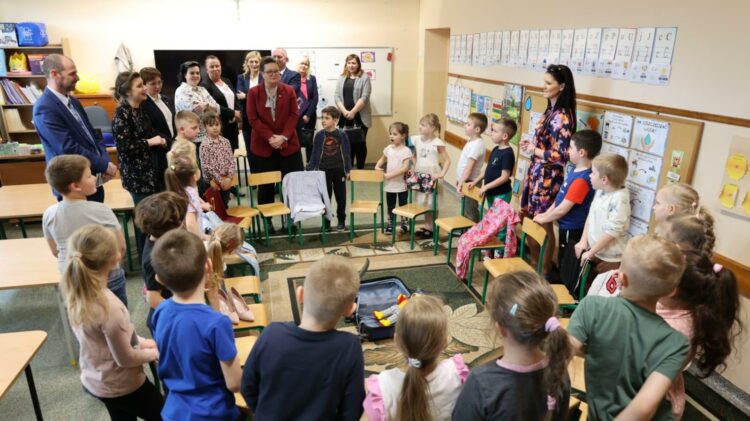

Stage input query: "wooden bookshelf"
[{"left": 0, "top": 39, "right": 69, "bottom": 144}]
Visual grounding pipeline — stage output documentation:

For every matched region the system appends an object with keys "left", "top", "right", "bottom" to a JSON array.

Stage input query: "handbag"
[
  {"left": 299, "top": 127, "right": 314, "bottom": 149},
  {"left": 343, "top": 125, "right": 364, "bottom": 144}
]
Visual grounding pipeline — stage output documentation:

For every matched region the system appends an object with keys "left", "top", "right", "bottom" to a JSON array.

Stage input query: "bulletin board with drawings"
[{"left": 517, "top": 90, "right": 703, "bottom": 234}]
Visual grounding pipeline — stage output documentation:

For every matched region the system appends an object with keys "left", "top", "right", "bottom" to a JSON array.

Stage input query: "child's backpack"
[{"left": 351, "top": 276, "right": 411, "bottom": 342}]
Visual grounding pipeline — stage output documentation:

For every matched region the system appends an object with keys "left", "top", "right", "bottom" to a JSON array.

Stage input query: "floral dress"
[
  {"left": 521, "top": 107, "right": 573, "bottom": 217},
  {"left": 112, "top": 103, "right": 162, "bottom": 195},
  {"left": 174, "top": 82, "right": 219, "bottom": 138}
]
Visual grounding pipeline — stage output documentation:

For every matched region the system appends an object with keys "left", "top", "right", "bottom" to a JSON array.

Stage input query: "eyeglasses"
[{"left": 264, "top": 70, "right": 280, "bottom": 75}]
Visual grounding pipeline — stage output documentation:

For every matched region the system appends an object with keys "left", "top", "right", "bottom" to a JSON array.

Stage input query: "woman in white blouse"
[
  {"left": 174, "top": 60, "right": 218, "bottom": 139},
  {"left": 202, "top": 55, "right": 241, "bottom": 150}
]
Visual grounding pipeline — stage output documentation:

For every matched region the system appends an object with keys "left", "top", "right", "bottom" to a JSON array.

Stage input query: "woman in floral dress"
[{"left": 520, "top": 64, "right": 577, "bottom": 275}]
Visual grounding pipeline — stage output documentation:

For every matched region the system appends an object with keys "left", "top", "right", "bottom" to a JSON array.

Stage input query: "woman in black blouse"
[{"left": 112, "top": 71, "right": 168, "bottom": 257}]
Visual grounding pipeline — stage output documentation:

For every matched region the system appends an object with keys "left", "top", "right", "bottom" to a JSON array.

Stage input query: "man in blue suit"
[
  {"left": 33, "top": 54, "right": 117, "bottom": 202},
  {"left": 272, "top": 48, "right": 301, "bottom": 96}
]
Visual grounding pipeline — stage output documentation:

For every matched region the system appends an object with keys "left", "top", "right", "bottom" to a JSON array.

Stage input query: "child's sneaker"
[
  {"left": 385, "top": 223, "right": 393, "bottom": 233},
  {"left": 400, "top": 221, "right": 408, "bottom": 234}
]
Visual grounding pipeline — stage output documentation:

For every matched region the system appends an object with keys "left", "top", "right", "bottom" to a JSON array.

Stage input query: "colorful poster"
[
  {"left": 360, "top": 51, "right": 376, "bottom": 63},
  {"left": 602, "top": 112, "right": 634, "bottom": 147},
  {"left": 519, "top": 133, "right": 534, "bottom": 158},
  {"left": 527, "top": 30, "right": 540, "bottom": 69},
  {"left": 627, "top": 217, "right": 650, "bottom": 238},
  {"left": 570, "top": 28, "right": 588, "bottom": 73},
  {"left": 597, "top": 28, "right": 619, "bottom": 77},
  {"left": 528, "top": 111, "right": 544, "bottom": 135},
  {"left": 364, "top": 69, "right": 376, "bottom": 80},
  {"left": 559, "top": 29, "right": 574, "bottom": 66},
  {"left": 545, "top": 29, "right": 573, "bottom": 69},
  {"left": 629, "top": 27, "right": 656, "bottom": 82},
  {"left": 718, "top": 136, "right": 750, "bottom": 218},
  {"left": 631, "top": 117, "right": 669, "bottom": 157},
  {"left": 666, "top": 149, "right": 685, "bottom": 183},
  {"left": 513, "top": 158, "right": 530, "bottom": 195},
  {"left": 503, "top": 83, "right": 523, "bottom": 144},
  {"left": 646, "top": 63, "right": 672, "bottom": 86},
  {"left": 537, "top": 30, "right": 551, "bottom": 70},
  {"left": 577, "top": 110, "right": 604, "bottom": 133},
  {"left": 470, "top": 93, "right": 479, "bottom": 114},
  {"left": 501, "top": 31, "right": 511, "bottom": 66},
  {"left": 518, "top": 30, "right": 530, "bottom": 67},
  {"left": 627, "top": 182, "right": 656, "bottom": 222},
  {"left": 612, "top": 28, "right": 636, "bottom": 80},
  {"left": 491, "top": 100, "right": 503, "bottom": 123},
  {"left": 601, "top": 141, "right": 630, "bottom": 160},
  {"left": 628, "top": 150, "right": 663, "bottom": 190},
  {"left": 583, "top": 28, "right": 603, "bottom": 75}
]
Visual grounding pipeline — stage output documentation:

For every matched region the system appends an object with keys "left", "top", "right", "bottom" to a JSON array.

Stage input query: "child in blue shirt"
[
  {"left": 151, "top": 229, "right": 242, "bottom": 421},
  {"left": 533, "top": 129, "right": 601, "bottom": 284},
  {"left": 240, "top": 255, "right": 365, "bottom": 420}
]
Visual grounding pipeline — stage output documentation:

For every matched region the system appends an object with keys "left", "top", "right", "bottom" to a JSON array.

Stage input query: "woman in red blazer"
[{"left": 246, "top": 56, "right": 304, "bottom": 232}]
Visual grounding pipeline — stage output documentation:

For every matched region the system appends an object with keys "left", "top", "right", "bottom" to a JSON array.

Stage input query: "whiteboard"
[{"left": 286, "top": 47, "right": 393, "bottom": 116}]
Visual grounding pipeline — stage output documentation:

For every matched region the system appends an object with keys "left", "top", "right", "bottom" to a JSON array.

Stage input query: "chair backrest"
[
  {"left": 84, "top": 105, "right": 112, "bottom": 133},
  {"left": 460, "top": 183, "right": 483, "bottom": 203},
  {"left": 522, "top": 218, "right": 547, "bottom": 247},
  {"left": 248, "top": 171, "right": 281, "bottom": 186},
  {"left": 350, "top": 169, "right": 384, "bottom": 183}
]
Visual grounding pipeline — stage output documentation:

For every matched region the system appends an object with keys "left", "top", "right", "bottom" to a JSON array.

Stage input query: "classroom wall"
[
  {"left": 0, "top": 0, "right": 421, "bottom": 161},
  {"left": 417, "top": 0, "right": 750, "bottom": 393}
]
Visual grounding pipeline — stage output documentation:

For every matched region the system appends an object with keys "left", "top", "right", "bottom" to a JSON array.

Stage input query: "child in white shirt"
[{"left": 456, "top": 113, "right": 488, "bottom": 222}]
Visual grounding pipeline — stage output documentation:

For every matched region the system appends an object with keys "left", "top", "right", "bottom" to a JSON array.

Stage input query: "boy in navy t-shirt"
[
  {"left": 151, "top": 229, "right": 242, "bottom": 421},
  {"left": 468, "top": 118, "right": 517, "bottom": 205},
  {"left": 240, "top": 256, "right": 365, "bottom": 420},
  {"left": 533, "top": 129, "right": 602, "bottom": 282}
]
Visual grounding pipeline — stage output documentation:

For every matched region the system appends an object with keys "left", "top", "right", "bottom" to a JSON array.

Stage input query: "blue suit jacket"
[
  {"left": 33, "top": 88, "right": 110, "bottom": 175},
  {"left": 298, "top": 75, "right": 318, "bottom": 131},
  {"left": 280, "top": 68, "right": 301, "bottom": 96}
]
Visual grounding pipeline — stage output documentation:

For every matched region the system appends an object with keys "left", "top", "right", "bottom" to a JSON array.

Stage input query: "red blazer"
[{"left": 246, "top": 83, "right": 300, "bottom": 158}]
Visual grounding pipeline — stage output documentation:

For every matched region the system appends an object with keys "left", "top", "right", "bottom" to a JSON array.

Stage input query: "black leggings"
[
  {"left": 94, "top": 380, "right": 163, "bottom": 421},
  {"left": 249, "top": 149, "right": 304, "bottom": 205},
  {"left": 386, "top": 191, "right": 408, "bottom": 223},
  {"left": 339, "top": 119, "right": 368, "bottom": 169}
]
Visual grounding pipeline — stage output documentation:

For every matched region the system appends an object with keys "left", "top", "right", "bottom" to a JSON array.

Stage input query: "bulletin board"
[
  {"left": 518, "top": 90, "right": 703, "bottom": 232},
  {"left": 285, "top": 47, "right": 394, "bottom": 116}
]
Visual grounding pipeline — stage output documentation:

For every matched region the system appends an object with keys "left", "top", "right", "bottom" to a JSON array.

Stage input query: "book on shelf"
[
  {"left": 0, "top": 23, "right": 19, "bottom": 47},
  {"left": 0, "top": 79, "right": 42, "bottom": 104}
]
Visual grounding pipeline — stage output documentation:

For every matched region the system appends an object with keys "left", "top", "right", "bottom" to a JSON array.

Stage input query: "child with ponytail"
[
  {"left": 205, "top": 223, "right": 255, "bottom": 324},
  {"left": 363, "top": 295, "right": 467, "bottom": 421},
  {"left": 453, "top": 271, "right": 571, "bottom": 420},
  {"left": 62, "top": 225, "right": 162, "bottom": 420},
  {"left": 657, "top": 214, "right": 743, "bottom": 419},
  {"left": 165, "top": 154, "right": 211, "bottom": 238},
  {"left": 653, "top": 182, "right": 716, "bottom": 255}
]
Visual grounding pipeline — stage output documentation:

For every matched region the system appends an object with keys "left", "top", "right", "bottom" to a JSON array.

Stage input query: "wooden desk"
[
  {"left": 0, "top": 238, "right": 76, "bottom": 364},
  {"left": 0, "top": 331, "right": 48, "bottom": 420},
  {"left": 0, "top": 180, "right": 136, "bottom": 271}
]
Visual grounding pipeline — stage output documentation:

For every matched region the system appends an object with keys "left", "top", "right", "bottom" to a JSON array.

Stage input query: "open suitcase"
[{"left": 352, "top": 276, "right": 411, "bottom": 342}]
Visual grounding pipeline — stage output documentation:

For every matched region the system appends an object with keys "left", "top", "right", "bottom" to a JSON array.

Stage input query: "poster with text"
[
  {"left": 628, "top": 149, "right": 663, "bottom": 190},
  {"left": 537, "top": 30, "right": 551, "bottom": 70},
  {"left": 651, "top": 27, "right": 677, "bottom": 64},
  {"left": 626, "top": 182, "right": 656, "bottom": 222},
  {"left": 612, "top": 28, "right": 636, "bottom": 79},
  {"left": 570, "top": 28, "right": 588, "bottom": 73},
  {"left": 528, "top": 111, "right": 544, "bottom": 135},
  {"left": 583, "top": 27, "right": 603, "bottom": 75},
  {"left": 547, "top": 29, "right": 563, "bottom": 67},
  {"left": 626, "top": 217, "right": 650, "bottom": 238},
  {"left": 509, "top": 31, "right": 520, "bottom": 67},
  {"left": 577, "top": 110, "right": 604, "bottom": 133},
  {"left": 602, "top": 112, "right": 634, "bottom": 146},
  {"left": 513, "top": 157, "right": 530, "bottom": 195},
  {"left": 601, "top": 142, "right": 630, "bottom": 160},
  {"left": 527, "top": 30, "right": 540, "bottom": 69},
  {"left": 631, "top": 117, "right": 669, "bottom": 157},
  {"left": 559, "top": 29, "right": 574, "bottom": 66},
  {"left": 518, "top": 30, "right": 530, "bottom": 67},
  {"left": 493, "top": 32, "right": 503, "bottom": 65},
  {"left": 597, "top": 28, "right": 619, "bottom": 77},
  {"left": 629, "top": 27, "right": 656, "bottom": 82},
  {"left": 485, "top": 32, "right": 494, "bottom": 67},
  {"left": 472, "top": 33, "right": 480, "bottom": 65},
  {"left": 479, "top": 32, "right": 488, "bottom": 66},
  {"left": 501, "top": 31, "right": 511, "bottom": 66}
]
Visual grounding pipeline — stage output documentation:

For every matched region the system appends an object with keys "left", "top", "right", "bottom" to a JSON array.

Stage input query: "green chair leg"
[
  {"left": 19, "top": 218, "right": 27, "bottom": 238},
  {"left": 481, "top": 271, "right": 490, "bottom": 303},
  {"left": 262, "top": 217, "right": 270, "bottom": 246},
  {"left": 409, "top": 218, "right": 416, "bottom": 250},
  {"left": 349, "top": 214, "right": 354, "bottom": 242},
  {"left": 297, "top": 222, "right": 303, "bottom": 246},
  {"left": 433, "top": 226, "right": 440, "bottom": 255},
  {"left": 446, "top": 233, "right": 454, "bottom": 264},
  {"left": 468, "top": 249, "right": 476, "bottom": 288},
  {"left": 321, "top": 215, "right": 327, "bottom": 244},
  {"left": 119, "top": 213, "right": 134, "bottom": 272},
  {"left": 391, "top": 219, "right": 397, "bottom": 244},
  {"left": 287, "top": 218, "right": 293, "bottom": 242},
  {"left": 234, "top": 186, "right": 241, "bottom": 206},
  {"left": 372, "top": 213, "right": 377, "bottom": 243}
]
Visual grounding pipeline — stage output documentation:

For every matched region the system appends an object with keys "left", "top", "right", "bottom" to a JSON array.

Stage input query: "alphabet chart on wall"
[{"left": 450, "top": 26, "right": 678, "bottom": 85}]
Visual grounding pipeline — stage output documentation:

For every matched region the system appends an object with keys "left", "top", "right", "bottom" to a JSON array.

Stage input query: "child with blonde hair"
[
  {"left": 364, "top": 294, "right": 467, "bottom": 421},
  {"left": 241, "top": 256, "right": 365, "bottom": 419},
  {"left": 168, "top": 110, "right": 200, "bottom": 164},
  {"left": 409, "top": 113, "right": 451, "bottom": 237},
  {"left": 454, "top": 271, "right": 571, "bottom": 420},
  {"left": 568, "top": 235, "right": 690, "bottom": 420},
  {"left": 656, "top": 214, "right": 742, "bottom": 419},
  {"left": 205, "top": 223, "right": 254, "bottom": 324},
  {"left": 62, "top": 225, "right": 162, "bottom": 420},
  {"left": 165, "top": 154, "right": 211, "bottom": 238},
  {"left": 653, "top": 183, "right": 715, "bottom": 255}
]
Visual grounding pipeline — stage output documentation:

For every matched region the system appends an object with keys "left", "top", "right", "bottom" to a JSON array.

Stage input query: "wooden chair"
[
  {"left": 247, "top": 171, "right": 291, "bottom": 246},
  {"left": 235, "top": 335, "right": 258, "bottom": 366},
  {"left": 392, "top": 184, "right": 438, "bottom": 250},
  {"left": 432, "top": 183, "right": 484, "bottom": 261},
  {"left": 480, "top": 217, "right": 548, "bottom": 302},
  {"left": 457, "top": 190, "right": 512, "bottom": 283},
  {"left": 224, "top": 276, "right": 262, "bottom": 303},
  {"left": 348, "top": 170, "right": 385, "bottom": 243},
  {"left": 233, "top": 302, "right": 269, "bottom": 333},
  {"left": 209, "top": 175, "right": 258, "bottom": 234}
]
